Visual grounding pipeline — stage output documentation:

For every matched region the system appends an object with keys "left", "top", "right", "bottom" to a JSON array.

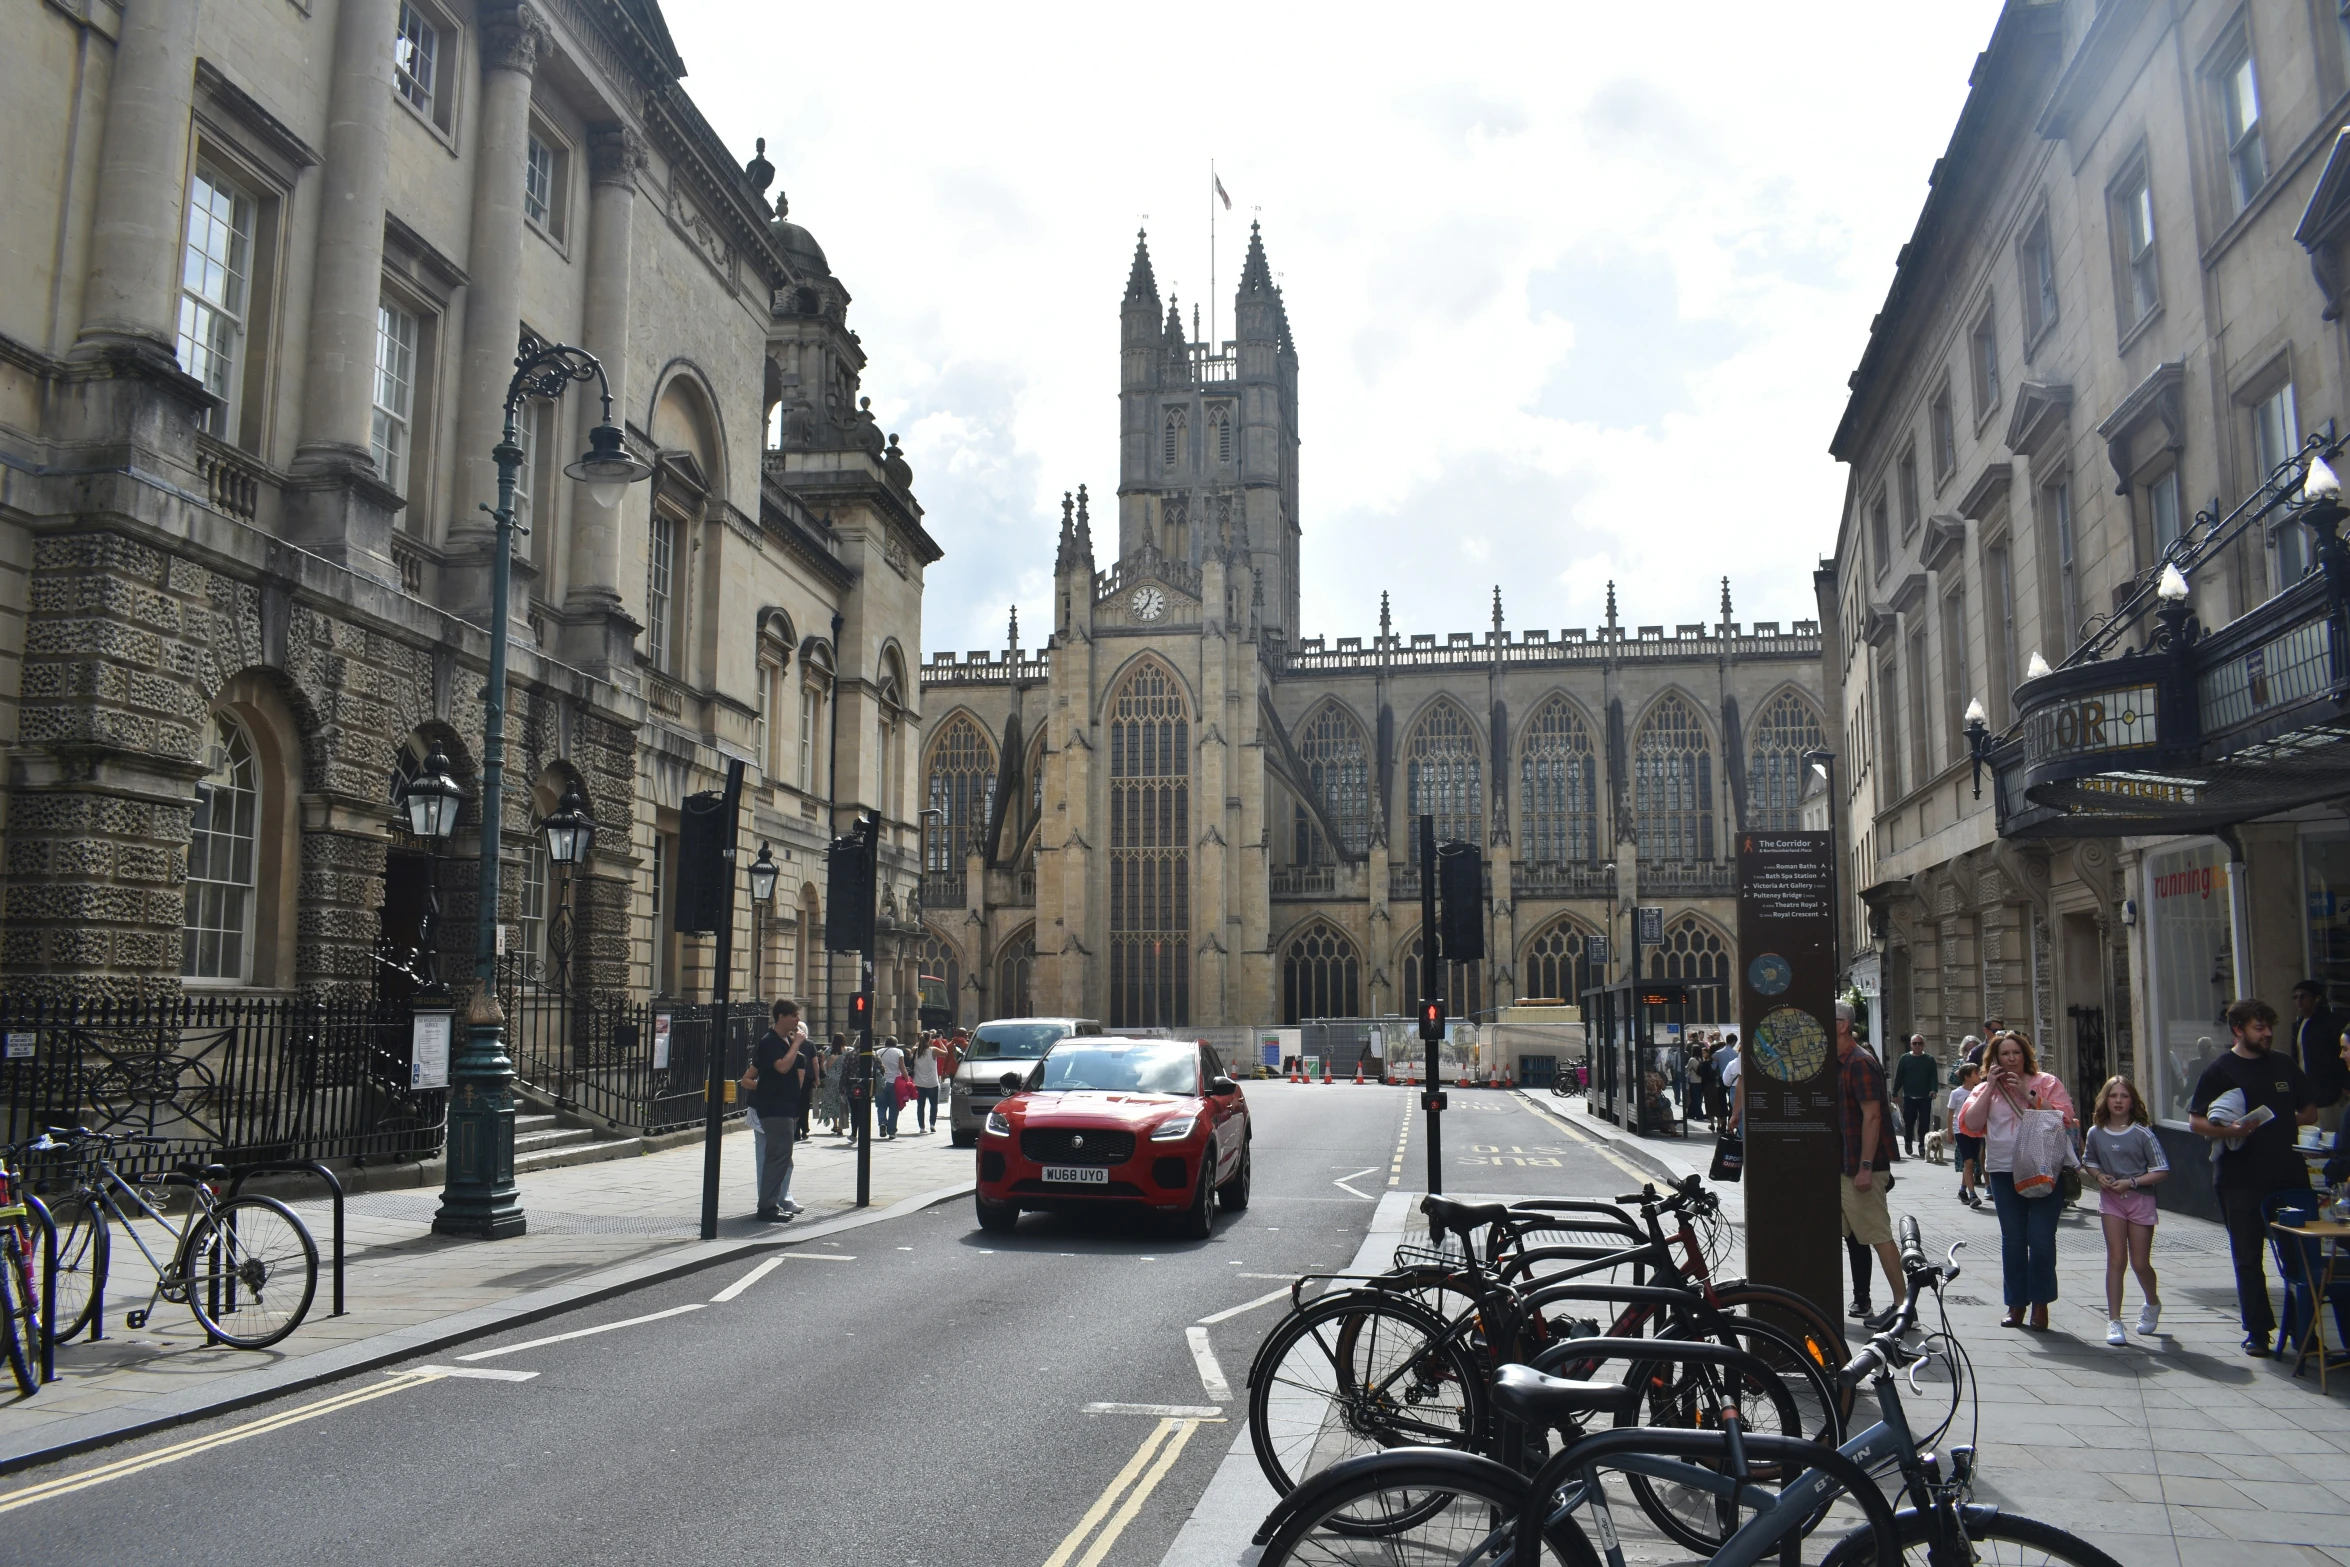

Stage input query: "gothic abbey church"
[{"left": 915, "top": 227, "right": 1830, "bottom": 1031}]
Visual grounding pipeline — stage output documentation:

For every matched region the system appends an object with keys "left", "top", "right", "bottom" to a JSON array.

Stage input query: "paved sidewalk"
[
  {"left": 1, "top": 1117, "right": 973, "bottom": 1459},
  {"left": 1520, "top": 1091, "right": 2350, "bottom": 1567}
]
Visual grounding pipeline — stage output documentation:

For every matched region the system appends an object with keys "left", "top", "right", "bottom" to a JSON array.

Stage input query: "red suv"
[{"left": 973, "top": 1037, "right": 1251, "bottom": 1237}]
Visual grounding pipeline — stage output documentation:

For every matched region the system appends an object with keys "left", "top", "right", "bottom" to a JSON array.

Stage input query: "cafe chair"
[{"left": 2265, "top": 1190, "right": 2350, "bottom": 1384}]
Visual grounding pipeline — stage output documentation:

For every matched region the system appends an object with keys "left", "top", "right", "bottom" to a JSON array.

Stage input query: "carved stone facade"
[
  {"left": 916, "top": 231, "right": 1829, "bottom": 1034},
  {"left": 0, "top": 0, "right": 937, "bottom": 1028}
]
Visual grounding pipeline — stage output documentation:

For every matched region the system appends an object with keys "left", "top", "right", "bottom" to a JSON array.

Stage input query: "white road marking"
[
  {"left": 1236, "top": 1272, "right": 1301, "bottom": 1280},
  {"left": 710, "top": 1257, "right": 786, "bottom": 1302},
  {"left": 457, "top": 1303, "right": 704, "bottom": 1360},
  {"left": 778, "top": 1251, "right": 856, "bottom": 1260},
  {"left": 1332, "top": 1166, "right": 1380, "bottom": 1200},
  {"left": 396, "top": 1364, "right": 539, "bottom": 1382},
  {"left": 1082, "top": 1401, "right": 1224, "bottom": 1417},
  {"left": 1185, "top": 1325, "right": 1233, "bottom": 1401},
  {"left": 1196, "top": 1287, "right": 1292, "bottom": 1326}
]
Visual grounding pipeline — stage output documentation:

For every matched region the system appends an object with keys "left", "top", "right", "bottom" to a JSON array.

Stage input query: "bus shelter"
[{"left": 1583, "top": 979, "right": 1694, "bottom": 1137}]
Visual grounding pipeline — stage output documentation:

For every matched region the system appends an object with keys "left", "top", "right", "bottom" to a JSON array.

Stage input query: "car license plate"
[{"left": 1041, "top": 1165, "right": 1108, "bottom": 1184}]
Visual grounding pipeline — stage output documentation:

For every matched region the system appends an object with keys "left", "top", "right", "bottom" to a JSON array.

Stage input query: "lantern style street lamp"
[
  {"left": 537, "top": 781, "right": 596, "bottom": 992},
  {"left": 748, "top": 843, "right": 779, "bottom": 904},
  {"left": 399, "top": 742, "right": 466, "bottom": 995},
  {"left": 435, "top": 345, "right": 651, "bottom": 1241}
]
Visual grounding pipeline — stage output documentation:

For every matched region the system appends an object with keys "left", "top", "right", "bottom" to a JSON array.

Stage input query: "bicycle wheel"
[
  {"left": 1610, "top": 1338, "right": 1810, "bottom": 1554},
  {"left": 1, "top": 1240, "right": 34, "bottom": 1398},
  {"left": 1249, "top": 1292, "right": 1487, "bottom": 1503},
  {"left": 1819, "top": 1506, "right": 2126, "bottom": 1567},
  {"left": 43, "top": 1192, "right": 106, "bottom": 1345},
  {"left": 181, "top": 1196, "right": 317, "bottom": 1350},
  {"left": 1260, "top": 1455, "right": 1601, "bottom": 1567},
  {"left": 1710, "top": 1283, "right": 1852, "bottom": 1431}
]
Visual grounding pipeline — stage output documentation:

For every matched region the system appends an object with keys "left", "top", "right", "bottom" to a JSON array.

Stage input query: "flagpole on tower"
[{"left": 1209, "top": 159, "right": 1217, "bottom": 354}]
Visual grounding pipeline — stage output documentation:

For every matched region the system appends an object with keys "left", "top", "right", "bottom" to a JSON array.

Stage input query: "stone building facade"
[
  {"left": 916, "top": 230, "right": 1828, "bottom": 1033},
  {"left": 0, "top": 0, "right": 938, "bottom": 1034},
  {"left": 1823, "top": 0, "right": 2350, "bottom": 1140}
]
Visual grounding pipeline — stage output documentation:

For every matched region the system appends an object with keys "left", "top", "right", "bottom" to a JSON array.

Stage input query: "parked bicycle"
[
  {"left": 1, "top": 1143, "right": 55, "bottom": 1396},
  {"left": 1251, "top": 1214, "right": 2120, "bottom": 1567},
  {"left": 33, "top": 1127, "right": 319, "bottom": 1350}
]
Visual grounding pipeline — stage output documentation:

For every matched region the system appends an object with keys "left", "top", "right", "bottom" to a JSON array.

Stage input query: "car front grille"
[{"left": 1019, "top": 1128, "right": 1136, "bottom": 1166}]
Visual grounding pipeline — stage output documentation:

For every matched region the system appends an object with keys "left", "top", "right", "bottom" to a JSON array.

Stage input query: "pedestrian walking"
[
  {"left": 1947, "top": 1062, "right": 1982, "bottom": 1206},
  {"left": 750, "top": 999, "right": 814, "bottom": 1221},
  {"left": 2081, "top": 1075, "right": 2166, "bottom": 1346},
  {"left": 2289, "top": 980, "right": 2348, "bottom": 1135},
  {"left": 1957, "top": 1029, "right": 2075, "bottom": 1331},
  {"left": 2188, "top": 998, "right": 2319, "bottom": 1356},
  {"left": 1835, "top": 1002, "right": 1906, "bottom": 1330},
  {"left": 1893, "top": 1035, "right": 1940, "bottom": 1157},
  {"left": 1721, "top": 1037, "right": 1743, "bottom": 1135},
  {"left": 874, "top": 1035, "right": 907, "bottom": 1139},
  {"left": 911, "top": 1033, "right": 947, "bottom": 1134},
  {"left": 814, "top": 1035, "right": 849, "bottom": 1134}
]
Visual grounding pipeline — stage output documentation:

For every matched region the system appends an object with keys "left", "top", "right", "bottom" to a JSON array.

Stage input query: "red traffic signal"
[
  {"left": 849, "top": 992, "right": 872, "bottom": 1028},
  {"left": 1418, "top": 998, "right": 1446, "bottom": 1043}
]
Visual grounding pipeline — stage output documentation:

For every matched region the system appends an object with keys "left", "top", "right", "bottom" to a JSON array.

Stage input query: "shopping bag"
[
  {"left": 1708, "top": 1131, "right": 1744, "bottom": 1183},
  {"left": 2004, "top": 1085, "right": 2074, "bottom": 1200}
]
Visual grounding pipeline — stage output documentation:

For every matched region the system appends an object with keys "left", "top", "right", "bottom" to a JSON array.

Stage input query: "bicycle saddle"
[
  {"left": 1490, "top": 1362, "right": 1641, "bottom": 1421},
  {"left": 1421, "top": 1194, "right": 1512, "bottom": 1238}
]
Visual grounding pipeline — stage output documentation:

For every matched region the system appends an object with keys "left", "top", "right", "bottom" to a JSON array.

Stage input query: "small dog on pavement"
[{"left": 1923, "top": 1129, "right": 1948, "bottom": 1165}]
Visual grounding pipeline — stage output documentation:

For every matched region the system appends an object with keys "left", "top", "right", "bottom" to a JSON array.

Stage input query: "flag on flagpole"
[{"left": 1214, "top": 172, "right": 1232, "bottom": 210}]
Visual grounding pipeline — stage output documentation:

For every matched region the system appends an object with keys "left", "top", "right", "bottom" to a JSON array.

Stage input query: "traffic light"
[
  {"left": 674, "top": 788, "right": 732, "bottom": 933},
  {"left": 1419, "top": 998, "right": 1446, "bottom": 1044},
  {"left": 850, "top": 991, "right": 872, "bottom": 1027},
  {"left": 824, "top": 814, "right": 877, "bottom": 953},
  {"left": 1436, "top": 843, "right": 1485, "bottom": 961}
]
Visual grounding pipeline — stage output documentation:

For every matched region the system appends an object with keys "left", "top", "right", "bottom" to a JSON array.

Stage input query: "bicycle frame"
[{"left": 70, "top": 1159, "right": 222, "bottom": 1332}]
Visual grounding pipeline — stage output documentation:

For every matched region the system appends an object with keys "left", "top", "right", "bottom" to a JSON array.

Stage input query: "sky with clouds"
[{"left": 670, "top": 0, "right": 2007, "bottom": 655}]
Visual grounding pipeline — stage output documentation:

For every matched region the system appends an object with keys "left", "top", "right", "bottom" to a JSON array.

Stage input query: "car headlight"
[
  {"left": 1150, "top": 1114, "right": 1197, "bottom": 1141},
  {"left": 984, "top": 1108, "right": 1011, "bottom": 1137}
]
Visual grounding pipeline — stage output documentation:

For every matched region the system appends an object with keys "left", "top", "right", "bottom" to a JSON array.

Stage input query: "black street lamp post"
[{"left": 434, "top": 344, "right": 650, "bottom": 1241}]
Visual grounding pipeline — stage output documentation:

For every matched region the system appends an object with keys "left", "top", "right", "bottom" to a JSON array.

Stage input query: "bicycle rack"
[{"left": 225, "top": 1160, "right": 346, "bottom": 1318}]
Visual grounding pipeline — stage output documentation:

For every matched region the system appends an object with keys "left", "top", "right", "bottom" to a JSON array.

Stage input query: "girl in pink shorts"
[{"left": 2082, "top": 1075, "right": 2167, "bottom": 1346}]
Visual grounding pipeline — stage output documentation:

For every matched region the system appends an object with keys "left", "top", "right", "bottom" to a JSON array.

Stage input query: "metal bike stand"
[{"left": 226, "top": 1159, "right": 346, "bottom": 1318}]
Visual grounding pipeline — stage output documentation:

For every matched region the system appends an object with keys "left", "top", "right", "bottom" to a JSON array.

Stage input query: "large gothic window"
[
  {"left": 996, "top": 925, "right": 1035, "bottom": 1019},
  {"left": 1401, "top": 931, "right": 1482, "bottom": 1021},
  {"left": 1108, "top": 660, "right": 1191, "bottom": 1027},
  {"left": 923, "top": 713, "right": 998, "bottom": 898},
  {"left": 1406, "top": 700, "right": 1482, "bottom": 862},
  {"left": 184, "top": 713, "right": 259, "bottom": 982},
  {"left": 1519, "top": 696, "right": 1598, "bottom": 866},
  {"left": 1648, "top": 914, "right": 1731, "bottom": 1024},
  {"left": 1745, "top": 690, "right": 1826, "bottom": 832},
  {"left": 1282, "top": 921, "right": 1361, "bottom": 1024},
  {"left": 917, "top": 928, "right": 960, "bottom": 1028},
  {"left": 1634, "top": 693, "right": 1714, "bottom": 863},
  {"left": 1296, "top": 702, "right": 1370, "bottom": 856},
  {"left": 1520, "top": 916, "right": 1598, "bottom": 1007}
]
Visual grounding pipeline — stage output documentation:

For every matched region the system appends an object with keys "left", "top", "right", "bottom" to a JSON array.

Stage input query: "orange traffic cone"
[
  {"left": 1321, "top": 1063, "right": 1333, "bottom": 1083},
  {"left": 1353, "top": 1062, "right": 1364, "bottom": 1085}
]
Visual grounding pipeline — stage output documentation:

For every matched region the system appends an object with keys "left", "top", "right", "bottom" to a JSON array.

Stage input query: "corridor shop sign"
[{"left": 1735, "top": 831, "right": 1839, "bottom": 1326}]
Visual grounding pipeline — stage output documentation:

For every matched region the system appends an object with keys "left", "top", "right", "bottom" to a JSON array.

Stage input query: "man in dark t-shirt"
[
  {"left": 2189, "top": 997, "right": 2318, "bottom": 1354},
  {"left": 752, "top": 999, "right": 814, "bottom": 1221}
]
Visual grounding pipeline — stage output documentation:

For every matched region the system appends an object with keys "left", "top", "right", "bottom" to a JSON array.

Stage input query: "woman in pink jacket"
[{"left": 1958, "top": 1031, "right": 2076, "bottom": 1330}]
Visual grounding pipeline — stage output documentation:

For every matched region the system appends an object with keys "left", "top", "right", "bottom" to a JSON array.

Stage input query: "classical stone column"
[
  {"left": 75, "top": 0, "right": 202, "bottom": 363},
  {"left": 445, "top": 4, "right": 546, "bottom": 623},
  {"left": 284, "top": 0, "right": 404, "bottom": 585},
  {"left": 559, "top": 125, "right": 644, "bottom": 675}
]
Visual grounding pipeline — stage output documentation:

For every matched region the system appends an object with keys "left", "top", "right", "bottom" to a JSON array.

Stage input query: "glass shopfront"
[
  {"left": 2144, "top": 839, "right": 2237, "bottom": 1127},
  {"left": 2302, "top": 831, "right": 2350, "bottom": 1003}
]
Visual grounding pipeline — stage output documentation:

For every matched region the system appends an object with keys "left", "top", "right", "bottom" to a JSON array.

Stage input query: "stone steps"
[{"left": 510, "top": 1110, "right": 645, "bottom": 1175}]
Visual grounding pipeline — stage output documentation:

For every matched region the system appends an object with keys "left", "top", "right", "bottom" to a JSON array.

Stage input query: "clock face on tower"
[{"left": 1131, "top": 585, "right": 1167, "bottom": 622}]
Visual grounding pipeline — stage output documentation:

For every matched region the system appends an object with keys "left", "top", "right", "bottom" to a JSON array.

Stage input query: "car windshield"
[
  {"left": 967, "top": 1023, "right": 1068, "bottom": 1061},
  {"left": 1038, "top": 1044, "right": 1197, "bottom": 1095}
]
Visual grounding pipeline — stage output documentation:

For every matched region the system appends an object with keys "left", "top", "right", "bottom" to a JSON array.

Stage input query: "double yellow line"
[
  {"left": 1039, "top": 1415, "right": 1208, "bottom": 1567},
  {"left": 0, "top": 1371, "right": 443, "bottom": 1514}
]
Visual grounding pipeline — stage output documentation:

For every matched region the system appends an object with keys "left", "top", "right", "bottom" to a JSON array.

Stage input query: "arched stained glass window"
[
  {"left": 1108, "top": 659, "right": 1191, "bottom": 1027},
  {"left": 1745, "top": 690, "right": 1826, "bottom": 833},
  {"left": 1520, "top": 917, "right": 1597, "bottom": 1008},
  {"left": 1519, "top": 696, "right": 1598, "bottom": 867},
  {"left": 996, "top": 925, "right": 1035, "bottom": 1019},
  {"left": 917, "top": 928, "right": 960, "bottom": 1028},
  {"left": 1648, "top": 914, "right": 1731, "bottom": 1024},
  {"left": 1400, "top": 930, "right": 1482, "bottom": 1022},
  {"left": 1282, "top": 921, "right": 1361, "bottom": 1024},
  {"left": 184, "top": 712, "right": 259, "bottom": 981},
  {"left": 924, "top": 713, "right": 998, "bottom": 882},
  {"left": 1296, "top": 703, "right": 1370, "bottom": 857},
  {"left": 1406, "top": 700, "right": 1482, "bottom": 863},
  {"left": 1634, "top": 693, "right": 1713, "bottom": 863}
]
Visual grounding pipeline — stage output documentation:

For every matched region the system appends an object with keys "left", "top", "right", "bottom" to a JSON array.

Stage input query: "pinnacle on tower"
[
  {"left": 1054, "top": 490, "right": 1075, "bottom": 571},
  {"left": 1719, "top": 576, "right": 1734, "bottom": 630},
  {"left": 1240, "top": 219, "right": 1273, "bottom": 295},
  {"left": 1074, "top": 483, "right": 1094, "bottom": 559},
  {"left": 1605, "top": 580, "right": 1619, "bottom": 633},
  {"left": 1492, "top": 585, "right": 1504, "bottom": 635},
  {"left": 1164, "top": 296, "right": 1186, "bottom": 349},
  {"left": 1379, "top": 590, "right": 1392, "bottom": 642},
  {"left": 1007, "top": 604, "right": 1021, "bottom": 654},
  {"left": 1124, "top": 229, "right": 1159, "bottom": 309}
]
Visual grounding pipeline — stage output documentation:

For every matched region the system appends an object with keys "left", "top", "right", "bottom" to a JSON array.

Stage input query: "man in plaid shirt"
[{"left": 1837, "top": 1000, "right": 1906, "bottom": 1329}]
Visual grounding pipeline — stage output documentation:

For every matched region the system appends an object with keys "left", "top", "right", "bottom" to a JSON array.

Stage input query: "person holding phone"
[{"left": 1958, "top": 1029, "right": 2074, "bottom": 1330}]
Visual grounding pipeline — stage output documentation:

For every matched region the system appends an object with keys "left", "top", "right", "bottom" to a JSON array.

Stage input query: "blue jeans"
[
  {"left": 915, "top": 1085, "right": 938, "bottom": 1131},
  {"left": 1987, "top": 1171, "right": 2061, "bottom": 1307},
  {"left": 878, "top": 1086, "right": 901, "bottom": 1136}
]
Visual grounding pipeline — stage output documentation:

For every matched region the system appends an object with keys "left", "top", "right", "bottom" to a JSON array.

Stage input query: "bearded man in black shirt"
[{"left": 2189, "top": 998, "right": 2320, "bottom": 1356}]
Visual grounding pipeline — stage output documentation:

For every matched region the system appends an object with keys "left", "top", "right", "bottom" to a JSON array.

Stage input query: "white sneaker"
[
  {"left": 2136, "top": 1303, "right": 2160, "bottom": 1335},
  {"left": 2105, "top": 1320, "right": 2127, "bottom": 1347},
  {"left": 779, "top": 1198, "right": 804, "bottom": 1216}
]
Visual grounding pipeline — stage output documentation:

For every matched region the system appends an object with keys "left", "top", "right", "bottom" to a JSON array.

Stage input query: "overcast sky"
[{"left": 671, "top": 1, "right": 2008, "bottom": 655}]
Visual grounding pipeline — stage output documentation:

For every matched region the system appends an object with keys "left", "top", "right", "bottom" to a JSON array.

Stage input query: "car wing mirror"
[
  {"left": 999, "top": 1071, "right": 1025, "bottom": 1095},
  {"left": 1208, "top": 1075, "right": 1237, "bottom": 1095}
]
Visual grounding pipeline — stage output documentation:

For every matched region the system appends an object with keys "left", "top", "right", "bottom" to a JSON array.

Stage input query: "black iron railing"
[
  {"left": 500, "top": 971, "right": 762, "bottom": 1136},
  {"left": 0, "top": 992, "right": 445, "bottom": 1182}
]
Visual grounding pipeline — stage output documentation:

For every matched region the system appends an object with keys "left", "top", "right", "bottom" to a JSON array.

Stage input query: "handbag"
[
  {"left": 1708, "top": 1130, "right": 1744, "bottom": 1183},
  {"left": 2000, "top": 1081, "right": 2075, "bottom": 1201}
]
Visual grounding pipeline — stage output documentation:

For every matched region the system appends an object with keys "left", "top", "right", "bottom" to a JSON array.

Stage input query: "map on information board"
[{"left": 1751, "top": 1006, "right": 1828, "bottom": 1083}]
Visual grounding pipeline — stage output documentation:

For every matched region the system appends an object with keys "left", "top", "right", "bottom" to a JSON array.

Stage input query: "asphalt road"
[{"left": 0, "top": 1082, "right": 1640, "bottom": 1567}]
